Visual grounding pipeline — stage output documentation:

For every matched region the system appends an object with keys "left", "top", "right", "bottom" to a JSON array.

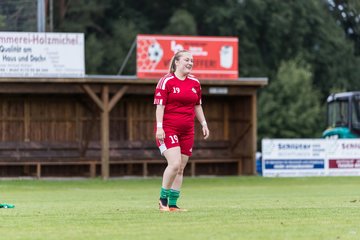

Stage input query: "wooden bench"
[{"left": 0, "top": 140, "right": 242, "bottom": 177}]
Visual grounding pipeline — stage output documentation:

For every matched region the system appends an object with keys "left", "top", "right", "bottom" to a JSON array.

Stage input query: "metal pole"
[
  {"left": 37, "top": 0, "right": 46, "bottom": 32},
  {"left": 117, "top": 39, "right": 136, "bottom": 75},
  {"left": 49, "top": 0, "right": 54, "bottom": 32}
]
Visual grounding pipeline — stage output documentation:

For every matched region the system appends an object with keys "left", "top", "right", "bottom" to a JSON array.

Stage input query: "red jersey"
[{"left": 154, "top": 73, "right": 202, "bottom": 130}]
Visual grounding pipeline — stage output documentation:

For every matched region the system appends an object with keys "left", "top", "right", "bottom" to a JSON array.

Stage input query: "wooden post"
[
  {"left": 191, "top": 161, "right": 196, "bottom": 177},
  {"left": 90, "top": 162, "right": 96, "bottom": 178},
  {"left": 143, "top": 162, "right": 148, "bottom": 177},
  {"left": 101, "top": 85, "right": 110, "bottom": 179},
  {"left": 36, "top": 163, "right": 41, "bottom": 179},
  {"left": 81, "top": 84, "right": 129, "bottom": 180}
]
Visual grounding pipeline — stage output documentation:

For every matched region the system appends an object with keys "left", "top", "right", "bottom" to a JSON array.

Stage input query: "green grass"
[{"left": 1, "top": 177, "right": 360, "bottom": 240}]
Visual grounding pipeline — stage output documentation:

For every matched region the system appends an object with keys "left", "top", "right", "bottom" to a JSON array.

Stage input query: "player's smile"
[
  {"left": 181, "top": 59, "right": 193, "bottom": 74},
  {"left": 178, "top": 53, "right": 193, "bottom": 72}
]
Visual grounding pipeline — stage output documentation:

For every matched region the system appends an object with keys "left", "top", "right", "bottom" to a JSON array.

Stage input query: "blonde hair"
[{"left": 169, "top": 50, "right": 191, "bottom": 73}]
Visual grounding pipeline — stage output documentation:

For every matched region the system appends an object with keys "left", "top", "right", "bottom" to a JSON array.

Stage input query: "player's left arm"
[{"left": 195, "top": 105, "right": 210, "bottom": 140}]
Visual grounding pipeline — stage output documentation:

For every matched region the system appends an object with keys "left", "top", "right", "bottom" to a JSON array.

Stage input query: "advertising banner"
[
  {"left": 327, "top": 139, "right": 360, "bottom": 176},
  {"left": 136, "top": 34, "right": 238, "bottom": 80},
  {"left": 0, "top": 32, "right": 85, "bottom": 77},
  {"left": 262, "top": 139, "right": 360, "bottom": 177},
  {"left": 262, "top": 139, "right": 327, "bottom": 177}
]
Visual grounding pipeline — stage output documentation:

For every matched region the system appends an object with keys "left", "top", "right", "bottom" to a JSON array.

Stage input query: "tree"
[
  {"left": 327, "top": 0, "right": 360, "bottom": 55},
  {"left": 162, "top": 9, "right": 197, "bottom": 35},
  {"left": 0, "top": 15, "right": 5, "bottom": 29},
  {"left": 0, "top": 0, "right": 37, "bottom": 31},
  {"left": 186, "top": 0, "right": 360, "bottom": 96},
  {"left": 258, "top": 56, "right": 323, "bottom": 141}
]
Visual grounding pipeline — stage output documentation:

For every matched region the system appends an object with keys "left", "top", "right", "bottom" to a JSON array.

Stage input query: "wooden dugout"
[{"left": 0, "top": 76, "right": 267, "bottom": 178}]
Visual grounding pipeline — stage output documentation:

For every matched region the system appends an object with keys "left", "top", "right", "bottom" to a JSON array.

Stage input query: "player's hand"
[
  {"left": 202, "top": 125, "right": 210, "bottom": 140},
  {"left": 156, "top": 128, "right": 165, "bottom": 143}
]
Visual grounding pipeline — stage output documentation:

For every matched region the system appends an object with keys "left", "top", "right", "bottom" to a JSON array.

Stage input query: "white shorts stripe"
[{"left": 159, "top": 143, "right": 167, "bottom": 155}]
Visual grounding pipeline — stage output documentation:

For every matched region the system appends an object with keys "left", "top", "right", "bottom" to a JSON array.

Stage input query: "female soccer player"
[{"left": 154, "top": 50, "right": 210, "bottom": 212}]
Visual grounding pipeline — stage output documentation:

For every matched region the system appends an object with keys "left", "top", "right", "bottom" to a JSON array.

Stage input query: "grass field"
[{"left": 1, "top": 176, "right": 360, "bottom": 240}]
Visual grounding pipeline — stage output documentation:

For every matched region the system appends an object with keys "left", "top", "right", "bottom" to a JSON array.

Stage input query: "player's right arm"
[
  {"left": 154, "top": 74, "right": 173, "bottom": 142},
  {"left": 155, "top": 105, "right": 165, "bottom": 142}
]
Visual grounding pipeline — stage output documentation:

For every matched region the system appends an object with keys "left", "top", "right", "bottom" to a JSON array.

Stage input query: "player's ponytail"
[{"left": 169, "top": 50, "right": 190, "bottom": 73}]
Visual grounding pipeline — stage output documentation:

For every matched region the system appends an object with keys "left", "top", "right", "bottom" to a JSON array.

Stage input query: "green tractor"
[{"left": 322, "top": 92, "right": 360, "bottom": 139}]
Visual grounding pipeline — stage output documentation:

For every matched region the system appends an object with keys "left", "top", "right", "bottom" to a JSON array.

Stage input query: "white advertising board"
[
  {"left": 262, "top": 139, "right": 327, "bottom": 177},
  {"left": 262, "top": 139, "right": 360, "bottom": 177},
  {"left": 0, "top": 32, "right": 84, "bottom": 77},
  {"left": 327, "top": 139, "right": 360, "bottom": 176}
]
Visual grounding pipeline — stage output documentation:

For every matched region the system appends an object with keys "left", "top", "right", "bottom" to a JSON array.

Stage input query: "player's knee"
[
  {"left": 169, "top": 162, "right": 181, "bottom": 173},
  {"left": 177, "top": 167, "right": 184, "bottom": 175}
]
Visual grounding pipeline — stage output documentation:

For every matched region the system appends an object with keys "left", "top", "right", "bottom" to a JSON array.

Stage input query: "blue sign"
[{"left": 265, "top": 159, "right": 324, "bottom": 170}]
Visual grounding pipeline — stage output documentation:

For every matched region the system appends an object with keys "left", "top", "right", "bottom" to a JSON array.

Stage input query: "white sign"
[
  {"left": 262, "top": 139, "right": 327, "bottom": 177},
  {"left": 327, "top": 139, "right": 360, "bottom": 176},
  {"left": 262, "top": 139, "right": 360, "bottom": 177},
  {"left": 0, "top": 32, "right": 85, "bottom": 77}
]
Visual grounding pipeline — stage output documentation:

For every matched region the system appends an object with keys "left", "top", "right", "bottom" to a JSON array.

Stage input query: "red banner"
[
  {"left": 329, "top": 159, "right": 360, "bottom": 169},
  {"left": 136, "top": 34, "right": 238, "bottom": 80}
]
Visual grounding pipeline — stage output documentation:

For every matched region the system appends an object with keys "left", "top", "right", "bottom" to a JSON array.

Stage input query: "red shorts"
[{"left": 156, "top": 127, "right": 194, "bottom": 157}]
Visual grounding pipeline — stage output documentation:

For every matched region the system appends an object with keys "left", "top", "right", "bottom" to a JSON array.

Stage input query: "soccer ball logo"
[{"left": 148, "top": 43, "right": 163, "bottom": 63}]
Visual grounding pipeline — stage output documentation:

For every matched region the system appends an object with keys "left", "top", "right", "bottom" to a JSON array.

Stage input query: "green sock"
[
  {"left": 160, "top": 187, "right": 170, "bottom": 199},
  {"left": 169, "top": 189, "right": 180, "bottom": 206}
]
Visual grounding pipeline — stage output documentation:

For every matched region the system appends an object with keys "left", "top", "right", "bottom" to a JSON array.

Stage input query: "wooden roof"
[{"left": 0, "top": 75, "right": 268, "bottom": 87}]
